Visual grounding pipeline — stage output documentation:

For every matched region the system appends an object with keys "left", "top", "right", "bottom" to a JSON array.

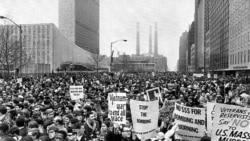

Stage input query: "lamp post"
[
  {"left": 110, "top": 39, "right": 127, "bottom": 72},
  {"left": 0, "top": 16, "right": 22, "bottom": 75}
]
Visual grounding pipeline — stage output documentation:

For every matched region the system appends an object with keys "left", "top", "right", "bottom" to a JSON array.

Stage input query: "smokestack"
[
  {"left": 154, "top": 22, "right": 158, "bottom": 56},
  {"left": 149, "top": 26, "right": 152, "bottom": 54},
  {"left": 136, "top": 22, "right": 140, "bottom": 55}
]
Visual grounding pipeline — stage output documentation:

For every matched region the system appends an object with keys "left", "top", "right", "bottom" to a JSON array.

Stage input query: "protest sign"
[
  {"left": 211, "top": 103, "right": 250, "bottom": 141},
  {"left": 207, "top": 73, "right": 211, "bottom": 78},
  {"left": 174, "top": 103, "right": 206, "bottom": 141},
  {"left": 130, "top": 100, "right": 159, "bottom": 140},
  {"left": 69, "top": 86, "right": 84, "bottom": 100},
  {"left": 17, "top": 78, "right": 22, "bottom": 85},
  {"left": 193, "top": 73, "right": 204, "bottom": 78},
  {"left": 108, "top": 93, "right": 127, "bottom": 124},
  {"left": 146, "top": 87, "right": 161, "bottom": 101},
  {"left": 214, "top": 74, "right": 218, "bottom": 79},
  {"left": 160, "top": 99, "right": 179, "bottom": 120},
  {"left": 206, "top": 102, "right": 216, "bottom": 136}
]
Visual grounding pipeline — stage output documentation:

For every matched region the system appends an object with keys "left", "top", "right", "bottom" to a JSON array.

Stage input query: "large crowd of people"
[{"left": 0, "top": 71, "right": 249, "bottom": 141}]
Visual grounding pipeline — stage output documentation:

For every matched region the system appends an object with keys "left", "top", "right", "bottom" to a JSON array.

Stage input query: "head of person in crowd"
[
  {"left": 67, "top": 128, "right": 77, "bottom": 141},
  {"left": 75, "top": 111, "right": 83, "bottom": 122},
  {"left": 86, "top": 111, "right": 96, "bottom": 124},
  {"left": 64, "top": 106, "right": 73, "bottom": 115},
  {"left": 47, "top": 125, "right": 58, "bottom": 140},
  {"left": 8, "top": 126, "right": 20, "bottom": 141},
  {"left": 215, "top": 95, "right": 223, "bottom": 103},
  {"left": 0, "top": 105, "right": 7, "bottom": 118},
  {"left": 55, "top": 130, "right": 67, "bottom": 141},
  {"left": 46, "top": 109, "right": 55, "bottom": 120},
  {"left": 0, "top": 123, "right": 9, "bottom": 137},
  {"left": 27, "top": 127, "right": 40, "bottom": 140}
]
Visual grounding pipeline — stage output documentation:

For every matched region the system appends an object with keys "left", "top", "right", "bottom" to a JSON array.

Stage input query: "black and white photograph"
[{"left": 0, "top": 0, "right": 249, "bottom": 141}]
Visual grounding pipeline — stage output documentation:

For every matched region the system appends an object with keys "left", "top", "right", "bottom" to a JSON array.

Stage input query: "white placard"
[
  {"left": 130, "top": 100, "right": 159, "bottom": 140},
  {"left": 211, "top": 103, "right": 250, "bottom": 141},
  {"left": 69, "top": 86, "right": 84, "bottom": 100},
  {"left": 173, "top": 103, "right": 206, "bottom": 141},
  {"left": 108, "top": 93, "right": 127, "bottom": 124}
]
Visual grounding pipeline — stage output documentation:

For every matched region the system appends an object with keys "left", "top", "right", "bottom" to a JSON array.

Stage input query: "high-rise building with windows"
[
  {"left": 210, "top": 0, "right": 229, "bottom": 71},
  {"left": 178, "top": 31, "right": 188, "bottom": 73},
  {"left": 59, "top": 0, "right": 99, "bottom": 54},
  {"left": 229, "top": 0, "right": 250, "bottom": 76},
  {"left": 195, "top": 0, "right": 205, "bottom": 72},
  {"left": 204, "top": 0, "right": 210, "bottom": 71},
  {"left": 7, "top": 23, "right": 93, "bottom": 73}
]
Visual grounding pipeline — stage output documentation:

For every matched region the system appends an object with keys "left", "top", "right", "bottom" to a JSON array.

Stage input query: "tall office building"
[
  {"left": 188, "top": 22, "right": 195, "bottom": 66},
  {"left": 195, "top": 0, "right": 205, "bottom": 72},
  {"left": 59, "top": 0, "right": 99, "bottom": 54},
  {"left": 178, "top": 31, "right": 188, "bottom": 73},
  {"left": 210, "top": 0, "right": 229, "bottom": 71},
  {"left": 204, "top": 0, "right": 210, "bottom": 71},
  {"left": 6, "top": 23, "right": 93, "bottom": 73},
  {"left": 229, "top": 0, "right": 250, "bottom": 76}
]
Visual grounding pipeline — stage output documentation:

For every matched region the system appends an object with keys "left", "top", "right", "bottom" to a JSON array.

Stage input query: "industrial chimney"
[
  {"left": 154, "top": 22, "right": 158, "bottom": 56},
  {"left": 136, "top": 22, "right": 140, "bottom": 56},
  {"left": 149, "top": 26, "right": 153, "bottom": 54}
]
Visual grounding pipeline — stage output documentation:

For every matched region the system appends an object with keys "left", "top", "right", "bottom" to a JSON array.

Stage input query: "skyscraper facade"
[
  {"left": 188, "top": 22, "right": 195, "bottom": 66},
  {"left": 59, "top": 0, "right": 99, "bottom": 54},
  {"left": 204, "top": 0, "right": 210, "bottom": 71},
  {"left": 229, "top": 0, "right": 250, "bottom": 75},
  {"left": 210, "top": 0, "right": 229, "bottom": 71},
  {"left": 195, "top": 0, "right": 205, "bottom": 72},
  {"left": 7, "top": 23, "right": 93, "bottom": 73},
  {"left": 178, "top": 31, "right": 188, "bottom": 72}
]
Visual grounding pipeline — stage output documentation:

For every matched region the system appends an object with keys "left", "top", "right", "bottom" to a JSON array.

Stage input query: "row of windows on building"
[
  {"left": 230, "top": 50, "right": 250, "bottom": 65},
  {"left": 230, "top": 2, "right": 249, "bottom": 20},
  {"left": 230, "top": 15, "right": 250, "bottom": 36},
  {"left": 230, "top": 32, "right": 250, "bottom": 50}
]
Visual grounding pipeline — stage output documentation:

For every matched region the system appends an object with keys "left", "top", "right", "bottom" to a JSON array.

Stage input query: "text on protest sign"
[
  {"left": 206, "top": 102, "right": 216, "bottom": 136},
  {"left": 173, "top": 103, "right": 206, "bottom": 141},
  {"left": 69, "top": 86, "right": 84, "bottom": 100},
  {"left": 193, "top": 73, "right": 204, "bottom": 78},
  {"left": 160, "top": 99, "right": 179, "bottom": 119},
  {"left": 211, "top": 103, "right": 250, "bottom": 141},
  {"left": 108, "top": 93, "right": 127, "bottom": 124},
  {"left": 130, "top": 100, "right": 159, "bottom": 140}
]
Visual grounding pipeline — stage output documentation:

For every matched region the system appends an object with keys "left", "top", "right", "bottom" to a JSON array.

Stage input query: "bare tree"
[
  {"left": 90, "top": 53, "right": 105, "bottom": 72},
  {"left": 0, "top": 23, "right": 31, "bottom": 79}
]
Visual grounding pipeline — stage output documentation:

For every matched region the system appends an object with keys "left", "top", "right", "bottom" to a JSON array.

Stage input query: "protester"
[{"left": 0, "top": 72, "right": 248, "bottom": 141}]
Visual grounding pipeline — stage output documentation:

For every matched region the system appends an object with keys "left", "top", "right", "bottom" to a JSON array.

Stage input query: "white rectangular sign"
[
  {"left": 173, "top": 103, "right": 206, "bottom": 141},
  {"left": 69, "top": 86, "right": 84, "bottom": 100},
  {"left": 108, "top": 93, "right": 127, "bottom": 125},
  {"left": 206, "top": 102, "right": 216, "bottom": 136},
  {"left": 130, "top": 100, "right": 159, "bottom": 140},
  {"left": 211, "top": 103, "right": 250, "bottom": 141}
]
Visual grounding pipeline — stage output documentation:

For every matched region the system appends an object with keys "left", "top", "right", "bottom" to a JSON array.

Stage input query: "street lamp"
[
  {"left": 110, "top": 39, "right": 127, "bottom": 72},
  {"left": 0, "top": 16, "right": 22, "bottom": 75}
]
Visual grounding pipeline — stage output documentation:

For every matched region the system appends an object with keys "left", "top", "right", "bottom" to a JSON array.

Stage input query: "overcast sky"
[{"left": 0, "top": 0, "right": 194, "bottom": 71}]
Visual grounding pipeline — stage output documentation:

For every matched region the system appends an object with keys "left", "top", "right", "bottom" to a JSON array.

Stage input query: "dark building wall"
[
  {"left": 75, "top": 0, "right": 99, "bottom": 54},
  {"left": 178, "top": 31, "right": 188, "bottom": 72},
  {"left": 210, "top": 0, "right": 229, "bottom": 70},
  {"left": 188, "top": 22, "right": 195, "bottom": 65}
]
